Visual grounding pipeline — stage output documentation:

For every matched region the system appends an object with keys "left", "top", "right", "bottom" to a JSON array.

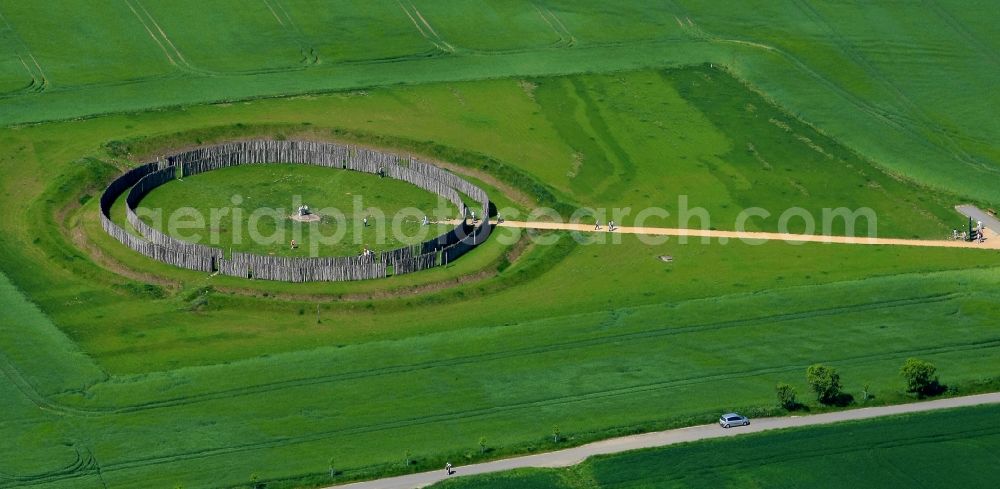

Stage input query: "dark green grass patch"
[{"left": 430, "top": 404, "right": 1000, "bottom": 489}]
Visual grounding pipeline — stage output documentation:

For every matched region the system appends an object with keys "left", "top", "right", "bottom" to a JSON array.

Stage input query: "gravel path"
[
  {"left": 327, "top": 393, "right": 1000, "bottom": 489},
  {"left": 495, "top": 220, "right": 999, "bottom": 249}
]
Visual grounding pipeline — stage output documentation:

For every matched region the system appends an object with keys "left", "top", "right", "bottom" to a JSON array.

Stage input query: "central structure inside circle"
[
  {"left": 291, "top": 204, "right": 321, "bottom": 223},
  {"left": 99, "top": 140, "right": 493, "bottom": 282}
]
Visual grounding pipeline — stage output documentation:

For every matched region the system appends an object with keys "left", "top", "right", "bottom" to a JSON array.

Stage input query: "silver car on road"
[{"left": 719, "top": 413, "right": 750, "bottom": 428}]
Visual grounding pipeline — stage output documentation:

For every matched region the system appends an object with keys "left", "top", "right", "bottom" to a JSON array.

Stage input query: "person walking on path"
[
  {"left": 595, "top": 220, "right": 601, "bottom": 231},
  {"left": 445, "top": 462, "right": 454, "bottom": 475}
]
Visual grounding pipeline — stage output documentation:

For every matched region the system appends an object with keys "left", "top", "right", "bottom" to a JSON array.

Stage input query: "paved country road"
[
  {"left": 327, "top": 392, "right": 1000, "bottom": 489},
  {"left": 956, "top": 205, "right": 1000, "bottom": 235},
  {"left": 495, "top": 220, "right": 1000, "bottom": 249}
]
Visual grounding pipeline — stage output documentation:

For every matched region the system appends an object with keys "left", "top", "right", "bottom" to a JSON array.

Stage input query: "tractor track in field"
[
  {"left": 129, "top": 0, "right": 323, "bottom": 77},
  {"left": 0, "top": 0, "right": 992, "bottom": 154},
  {"left": 261, "top": 0, "right": 320, "bottom": 66},
  {"left": 533, "top": 3, "right": 575, "bottom": 47},
  {"left": 788, "top": 0, "right": 994, "bottom": 176},
  {"left": 4, "top": 294, "right": 997, "bottom": 484},
  {"left": 1, "top": 292, "right": 972, "bottom": 417},
  {"left": 398, "top": 1, "right": 454, "bottom": 54},
  {"left": 0, "top": 7, "right": 48, "bottom": 94},
  {"left": 0, "top": 32, "right": 730, "bottom": 105},
  {"left": 868, "top": 440, "right": 925, "bottom": 488},
  {"left": 0, "top": 445, "right": 102, "bottom": 489},
  {"left": 261, "top": 0, "right": 286, "bottom": 26},
  {"left": 21, "top": 393, "right": 1000, "bottom": 488},
  {"left": 0, "top": 19, "right": 696, "bottom": 106},
  {"left": 922, "top": 0, "right": 1000, "bottom": 69},
  {"left": 124, "top": 0, "right": 193, "bottom": 75},
  {"left": 661, "top": 6, "right": 1000, "bottom": 179},
  {"left": 125, "top": 0, "right": 230, "bottom": 77},
  {"left": 98, "top": 292, "right": 965, "bottom": 412},
  {"left": 94, "top": 362, "right": 1000, "bottom": 480}
]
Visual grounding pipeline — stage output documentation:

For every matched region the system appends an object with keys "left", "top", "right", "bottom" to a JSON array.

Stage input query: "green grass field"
[
  {"left": 1, "top": 1, "right": 997, "bottom": 202},
  {"left": 1, "top": 2, "right": 999, "bottom": 488},
  {"left": 429, "top": 404, "right": 1000, "bottom": 489},
  {"left": 135, "top": 164, "right": 460, "bottom": 257}
]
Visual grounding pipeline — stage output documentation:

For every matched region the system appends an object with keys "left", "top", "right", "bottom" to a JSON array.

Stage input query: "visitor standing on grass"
[{"left": 363, "top": 216, "right": 368, "bottom": 227}]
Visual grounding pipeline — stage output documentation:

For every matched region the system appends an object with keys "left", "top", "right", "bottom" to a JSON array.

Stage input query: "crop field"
[
  {"left": 1, "top": 1, "right": 999, "bottom": 489},
  {"left": 0, "top": 1, "right": 997, "bottom": 199},
  {"left": 429, "top": 404, "right": 1000, "bottom": 489}
]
